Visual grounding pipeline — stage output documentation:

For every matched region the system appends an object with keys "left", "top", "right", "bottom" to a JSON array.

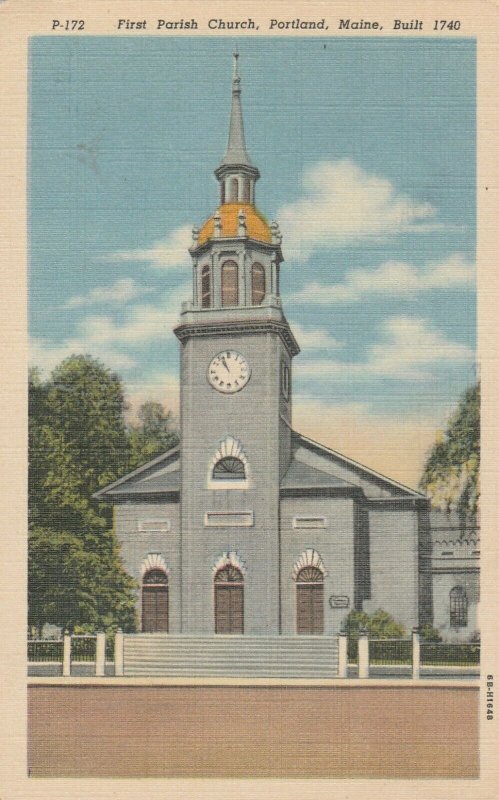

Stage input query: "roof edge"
[
  {"left": 292, "top": 431, "right": 425, "bottom": 498},
  {"left": 93, "top": 445, "right": 180, "bottom": 499}
]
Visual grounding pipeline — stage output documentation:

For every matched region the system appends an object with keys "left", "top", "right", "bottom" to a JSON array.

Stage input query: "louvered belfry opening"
[
  {"left": 141, "top": 569, "right": 169, "bottom": 633},
  {"left": 296, "top": 566, "right": 324, "bottom": 635},
  {"left": 251, "top": 262, "right": 265, "bottom": 305},
  {"left": 214, "top": 565, "right": 244, "bottom": 634},
  {"left": 221, "top": 260, "right": 239, "bottom": 306}
]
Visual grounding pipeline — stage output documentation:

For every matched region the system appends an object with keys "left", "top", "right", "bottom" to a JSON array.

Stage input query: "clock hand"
[{"left": 221, "top": 356, "right": 230, "bottom": 372}]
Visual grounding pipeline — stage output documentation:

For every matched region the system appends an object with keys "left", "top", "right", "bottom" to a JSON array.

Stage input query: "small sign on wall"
[{"left": 329, "top": 595, "right": 350, "bottom": 609}]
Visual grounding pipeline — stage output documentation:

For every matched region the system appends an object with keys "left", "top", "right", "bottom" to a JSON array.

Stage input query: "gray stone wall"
[
  {"left": 432, "top": 571, "right": 479, "bottom": 641},
  {"left": 179, "top": 328, "right": 293, "bottom": 634},
  {"left": 279, "top": 496, "right": 355, "bottom": 635},
  {"left": 363, "top": 507, "right": 419, "bottom": 631},
  {"left": 114, "top": 500, "right": 181, "bottom": 631}
]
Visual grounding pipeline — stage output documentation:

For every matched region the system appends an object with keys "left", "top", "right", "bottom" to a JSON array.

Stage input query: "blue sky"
[{"left": 29, "top": 36, "right": 476, "bottom": 485}]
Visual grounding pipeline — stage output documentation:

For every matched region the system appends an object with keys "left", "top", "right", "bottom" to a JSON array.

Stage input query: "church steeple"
[
  {"left": 215, "top": 53, "right": 260, "bottom": 205},
  {"left": 185, "top": 52, "right": 294, "bottom": 322},
  {"left": 219, "top": 51, "right": 253, "bottom": 169}
]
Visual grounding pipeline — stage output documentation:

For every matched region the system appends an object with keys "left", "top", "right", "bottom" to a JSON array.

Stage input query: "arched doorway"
[
  {"left": 296, "top": 566, "right": 324, "bottom": 635},
  {"left": 142, "top": 568, "right": 169, "bottom": 632},
  {"left": 214, "top": 565, "right": 244, "bottom": 634}
]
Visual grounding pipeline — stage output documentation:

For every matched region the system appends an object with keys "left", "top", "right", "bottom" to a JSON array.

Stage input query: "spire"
[{"left": 219, "top": 51, "right": 253, "bottom": 168}]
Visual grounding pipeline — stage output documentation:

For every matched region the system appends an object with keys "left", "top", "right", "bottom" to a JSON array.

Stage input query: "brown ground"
[{"left": 28, "top": 684, "right": 479, "bottom": 778}]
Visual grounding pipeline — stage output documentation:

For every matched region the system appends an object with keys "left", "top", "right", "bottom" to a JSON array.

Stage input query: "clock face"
[{"left": 208, "top": 351, "right": 251, "bottom": 394}]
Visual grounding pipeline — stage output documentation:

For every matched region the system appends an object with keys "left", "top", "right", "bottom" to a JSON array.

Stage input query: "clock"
[{"left": 208, "top": 350, "right": 251, "bottom": 394}]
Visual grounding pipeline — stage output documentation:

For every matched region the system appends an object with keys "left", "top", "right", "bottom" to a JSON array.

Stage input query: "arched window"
[
  {"left": 242, "top": 179, "right": 251, "bottom": 203},
  {"left": 229, "top": 177, "right": 238, "bottom": 202},
  {"left": 214, "top": 565, "right": 244, "bottom": 634},
  {"left": 213, "top": 456, "right": 246, "bottom": 480},
  {"left": 251, "top": 263, "right": 266, "bottom": 305},
  {"left": 450, "top": 586, "right": 468, "bottom": 627},
  {"left": 142, "top": 569, "right": 169, "bottom": 633},
  {"left": 201, "top": 264, "right": 211, "bottom": 308},
  {"left": 221, "top": 260, "right": 238, "bottom": 307},
  {"left": 296, "top": 566, "right": 324, "bottom": 635}
]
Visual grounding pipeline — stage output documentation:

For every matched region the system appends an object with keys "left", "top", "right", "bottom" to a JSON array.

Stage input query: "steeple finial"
[{"left": 219, "top": 51, "right": 252, "bottom": 168}]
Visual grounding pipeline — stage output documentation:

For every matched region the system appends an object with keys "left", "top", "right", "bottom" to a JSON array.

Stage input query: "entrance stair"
[{"left": 123, "top": 634, "right": 338, "bottom": 678}]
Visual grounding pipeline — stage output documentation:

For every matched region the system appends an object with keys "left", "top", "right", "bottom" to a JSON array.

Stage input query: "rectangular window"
[
  {"left": 138, "top": 520, "right": 171, "bottom": 533},
  {"left": 204, "top": 512, "right": 254, "bottom": 527},
  {"left": 292, "top": 516, "right": 327, "bottom": 529}
]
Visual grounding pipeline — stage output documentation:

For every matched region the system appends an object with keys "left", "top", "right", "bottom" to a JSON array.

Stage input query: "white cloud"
[
  {"left": 291, "top": 254, "right": 474, "bottom": 304},
  {"left": 65, "top": 278, "right": 152, "bottom": 309},
  {"left": 103, "top": 225, "right": 192, "bottom": 269},
  {"left": 289, "top": 321, "right": 343, "bottom": 351},
  {"left": 277, "top": 159, "right": 440, "bottom": 260},
  {"left": 30, "top": 281, "right": 192, "bottom": 377},
  {"left": 30, "top": 337, "right": 138, "bottom": 376},
  {"left": 294, "top": 316, "right": 473, "bottom": 382},
  {"left": 368, "top": 316, "right": 473, "bottom": 379}
]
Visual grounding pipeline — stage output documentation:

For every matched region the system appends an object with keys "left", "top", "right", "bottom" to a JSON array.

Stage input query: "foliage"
[
  {"left": 28, "top": 526, "right": 137, "bottom": 635},
  {"left": 29, "top": 357, "right": 130, "bottom": 534},
  {"left": 419, "top": 623, "right": 443, "bottom": 642},
  {"left": 420, "top": 383, "right": 479, "bottom": 515},
  {"left": 342, "top": 608, "right": 406, "bottom": 639},
  {"left": 28, "top": 357, "right": 138, "bottom": 633},
  {"left": 128, "top": 401, "right": 180, "bottom": 469}
]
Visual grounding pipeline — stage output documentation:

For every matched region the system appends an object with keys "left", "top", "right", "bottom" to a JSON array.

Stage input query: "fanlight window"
[
  {"left": 213, "top": 456, "right": 246, "bottom": 480},
  {"left": 296, "top": 566, "right": 324, "bottom": 583},
  {"left": 215, "top": 565, "right": 244, "bottom": 583},
  {"left": 201, "top": 264, "right": 211, "bottom": 309},
  {"left": 251, "top": 263, "right": 265, "bottom": 305},
  {"left": 450, "top": 586, "right": 468, "bottom": 627},
  {"left": 143, "top": 568, "right": 168, "bottom": 586},
  {"left": 221, "top": 260, "right": 239, "bottom": 307}
]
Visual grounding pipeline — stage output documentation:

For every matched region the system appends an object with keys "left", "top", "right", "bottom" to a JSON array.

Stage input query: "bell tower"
[{"left": 175, "top": 54, "right": 300, "bottom": 635}]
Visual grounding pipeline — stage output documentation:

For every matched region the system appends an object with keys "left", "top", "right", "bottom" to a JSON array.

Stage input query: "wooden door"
[
  {"left": 142, "top": 570, "right": 169, "bottom": 632},
  {"left": 296, "top": 566, "right": 324, "bottom": 635},
  {"left": 215, "top": 584, "right": 244, "bottom": 634}
]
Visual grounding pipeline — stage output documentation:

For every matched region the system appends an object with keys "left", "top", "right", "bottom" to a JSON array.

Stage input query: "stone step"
[{"left": 122, "top": 634, "right": 339, "bottom": 677}]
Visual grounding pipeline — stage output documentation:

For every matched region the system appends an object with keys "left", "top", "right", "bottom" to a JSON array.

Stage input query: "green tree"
[
  {"left": 128, "top": 401, "right": 180, "bottom": 469},
  {"left": 343, "top": 609, "right": 406, "bottom": 639},
  {"left": 28, "top": 527, "right": 136, "bottom": 635},
  {"left": 28, "top": 356, "right": 137, "bottom": 633},
  {"left": 48, "top": 355, "right": 131, "bottom": 497},
  {"left": 420, "top": 383, "right": 479, "bottom": 515}
]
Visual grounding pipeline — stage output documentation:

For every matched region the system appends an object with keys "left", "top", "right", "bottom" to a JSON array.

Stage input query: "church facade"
[{"left": 97, "top": 57, "right": 479, "bottom": 643}]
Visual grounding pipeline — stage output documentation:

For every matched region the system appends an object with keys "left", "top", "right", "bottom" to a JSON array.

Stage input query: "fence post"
[
  {"left": 358, "top": 628, "right": 369, "bottom": 678},
  {"left": 338, "top": 631, "right": 348, "bottom": 678},
  {"left": 95, "top": 631, "right": 106, "bottom": 677},
  {"left": 62, "top": 630, "right": 71, "bottom": 677},
  {"left": 114, "top": 628, "right": 124, "bottom": 677},
  {"left": 412, "top": 627, "right": 420, "bottom": 680}
]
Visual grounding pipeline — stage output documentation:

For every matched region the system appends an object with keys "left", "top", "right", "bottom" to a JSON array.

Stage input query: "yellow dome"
[{"left": 198, "top": 203, "right": 272, "bottom": 245}]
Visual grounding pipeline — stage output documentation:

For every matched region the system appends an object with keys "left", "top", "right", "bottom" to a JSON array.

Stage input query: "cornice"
[{"left": 174, "top": 318, "right": 300, "bottom": 357}]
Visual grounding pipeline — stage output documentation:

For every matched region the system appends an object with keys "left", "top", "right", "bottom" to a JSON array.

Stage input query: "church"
[{"left": 96, "top": 56, "right": 479, "bottom": 644}]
